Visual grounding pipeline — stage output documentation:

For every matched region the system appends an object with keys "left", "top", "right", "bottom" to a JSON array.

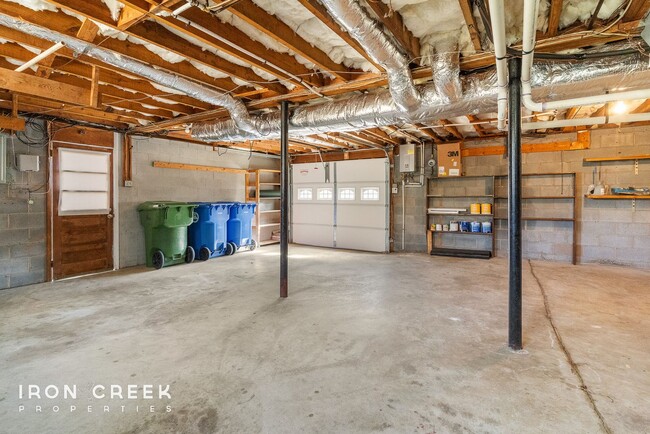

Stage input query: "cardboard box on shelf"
[{"left": 437, "top": 143, "right": 462, "bottom": 177}]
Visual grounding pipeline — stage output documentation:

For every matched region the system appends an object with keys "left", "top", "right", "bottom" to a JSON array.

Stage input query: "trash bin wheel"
[
  {"left": 152, "top": 250, "right": 164, "bottom": 270},
  {"left": 185, "top": 246, "right": 195, "bottom": 263},
  {"left": 249, "top": 239, "right": 258, "bottom": 251},
  {"left": 199, "top": 246, "right": 211, "bottom": 261},
  {"left": 227, "top": 242, "right": 237, "bottom": 256}
]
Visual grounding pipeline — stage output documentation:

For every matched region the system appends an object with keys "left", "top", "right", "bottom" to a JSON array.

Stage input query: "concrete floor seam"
[{"left": 528, "top": 259, "right": 613, "bottom": 434}]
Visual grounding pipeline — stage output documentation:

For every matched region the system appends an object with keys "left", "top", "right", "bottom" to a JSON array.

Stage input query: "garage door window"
[
  {"left": 338, "top": 188, "right": 355, "bottom": 200},
  {"left": 317, "top": 188, "right": 333, "bottom": 200},
  {"left": 361, "top": 187, "right": 380, "bottom": 201},
  {"left": 298, "top": 188, "right": 313, "bottom": 200}
]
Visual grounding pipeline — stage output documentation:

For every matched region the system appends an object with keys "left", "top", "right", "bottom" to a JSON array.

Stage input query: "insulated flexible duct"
[
  {"left": 193, "top": 49, "right": 650, "bottom": 142},
  {"left": 0, "top": 13, "right": 261, "bottom": 135},
  {"left": 319, "top": 0, "right": 423, "bottom": 113}
]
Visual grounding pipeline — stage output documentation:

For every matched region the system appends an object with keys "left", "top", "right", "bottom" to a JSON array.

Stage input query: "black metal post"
[
  {"left": 280, "top": 101, "right": 289, "bottom": 298},
  {"left": 508, "top": 57, "right": 522, "bottom": 350}
]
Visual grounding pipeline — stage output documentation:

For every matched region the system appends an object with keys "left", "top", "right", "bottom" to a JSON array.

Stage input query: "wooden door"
[{"left": 50, "top": 128, "right": 114, "bottom": 280}]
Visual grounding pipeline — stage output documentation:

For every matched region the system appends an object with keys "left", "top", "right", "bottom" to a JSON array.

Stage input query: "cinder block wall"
[
  {"left": 393, "top": 126, "right": 650, "bottom": 268},
  {"left": 118, "top": 136, "right": 279, "bottom": 267},
  {"left": 0, "top": 126, "right": 48, "bottom": 289}
]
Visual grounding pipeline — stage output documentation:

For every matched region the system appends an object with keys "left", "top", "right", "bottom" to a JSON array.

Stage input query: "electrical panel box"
[
  {"left": 399, "top": 143, "right": 416, "bottom": 173},
  {"left": 0, "top": 136, "right": 6, "bottom": 183},
  {"left": 17, "top": 154, "right": 40, "bottom": 172}
]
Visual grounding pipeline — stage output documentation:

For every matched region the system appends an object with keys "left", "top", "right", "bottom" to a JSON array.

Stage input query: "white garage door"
[{"left": 292, "top": 158, "right": 389, "bottom": 252}]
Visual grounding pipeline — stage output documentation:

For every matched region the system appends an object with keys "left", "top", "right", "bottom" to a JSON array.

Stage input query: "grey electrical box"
[
  {"left": 399, "top": 143, "right": 416, "bottom": 173},
  {"left": 17, "top": 154, "right": 40, "bottom": 172},
  {"left": 643, "top": 14, "right": 650, "bottom": 46}
]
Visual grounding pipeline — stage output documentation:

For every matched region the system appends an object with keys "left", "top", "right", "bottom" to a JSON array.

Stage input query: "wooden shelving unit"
[
  {"left": 585, "top": 194, "right": 650, "bottom": 200},
  {"left": 494, "top": 172, "right": 577, "bottom": 264},
  {"left": 246, "top": 169, "right": 281, "bottom": 246},
  {"left": 426, "top": 175, "right": 496, "bottom": 258}
]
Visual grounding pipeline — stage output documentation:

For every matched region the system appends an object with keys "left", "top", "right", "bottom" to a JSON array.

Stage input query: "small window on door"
[
  {"left": 297, "top": 188, "right": 313, "bottom": 200},
  {"left": 338, "top": 188, "right": 355, "bottom": 200},
  {"left": 58, "top": 148, "right": 111, "bottom": 215},
  {"left": 317, "top": 188, "right": 333, "bottom": 200},
  {"left": 361, "top": 187, "right": 380, "bottom": 201}
]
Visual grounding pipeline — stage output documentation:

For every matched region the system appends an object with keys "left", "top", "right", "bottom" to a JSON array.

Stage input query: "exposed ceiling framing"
[{"left": 0, "top": 0, "right": 648, "bottom": 155}]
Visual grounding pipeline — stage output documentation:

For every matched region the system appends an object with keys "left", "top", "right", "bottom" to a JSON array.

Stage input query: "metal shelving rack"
[
  {"left": 494, "top": 172, "right": 577, "bottom": 264},
  {"left": 246, "top": 169, "right": 281, "bottom": 246},
  {"left": 426, "top": 175, "right": 496, "bottom": 258}
]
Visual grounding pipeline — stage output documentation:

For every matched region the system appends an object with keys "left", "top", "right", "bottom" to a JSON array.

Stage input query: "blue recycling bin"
[
  {"left": 225, "top": 202, "right": 257, "bottom": 254},
  {"left": 188, "top": 202, "right": 233, "bottom": 261}
]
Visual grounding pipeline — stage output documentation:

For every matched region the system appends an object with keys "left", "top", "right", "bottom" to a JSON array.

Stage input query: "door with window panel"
[
  {"left": 292, "top": 163, "right": 334, "bottom": 247},
  {"left": 52, "top": 141, "right": 114, "bottom": 279}
]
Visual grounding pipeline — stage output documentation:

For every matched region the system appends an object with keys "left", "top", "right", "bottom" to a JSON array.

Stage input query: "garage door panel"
[
  {"left": 337, "top": 205, "right": 386, "bottom": 228},
  {"left": 336, "top": 227, "right": 387, "bottom": 252},
  {"left": 293, "top": 224, "right": 334, "bottom": 247},
  {"left": 293, "top": 203, "right": 334, "bottom": 225}
]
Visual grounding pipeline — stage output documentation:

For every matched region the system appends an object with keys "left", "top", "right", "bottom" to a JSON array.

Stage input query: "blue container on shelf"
[
  {"left": 470, "top": 221, "right": 481, "bottom": 233},
  {"left": 460, "top": 221, "right": 471, "bottom": 232},
  {"left": 188, "top": 202, "right": 234, "bottom": 260},
  {"left": 223, "top": 202, "right": 258, "bottom": 254},
  {"left": 481, "top": 221, "right": 492, "bottom": 233}
]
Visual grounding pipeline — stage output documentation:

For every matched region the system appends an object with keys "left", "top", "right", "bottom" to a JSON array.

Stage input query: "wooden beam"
[
  {"left": 0, "top": 2, "right": 252, "bottom": 95},
  {"left": 622, "top": 0, "right": 650, "bottom": 22},
  {"left": 76, "top": 18, "right": 100, "bottom": 42},
  {"left": 439, "top": 119, "right": 464, "bottom": 140},
  {"left": 43, "top": 0, "right": 285, "bottom": 94},
  {"left": 89, "top": 66, "right": 100, "bottom": 108},
  {"left": 119, "top": 0, "right": 324, "bottom": 88},
  {"left": 295, "top": 0, "right": 382, "bottom": 71},
  {"left": 466, "top": 114, "right": 486, "bottom": 136},
  {"left": 458, "top": 0, "right": 483, "bottom": 52},
  {"left": 462, "top": 131, "right": 590, "bottom": 156},
  {"left": 414, "top": 123, "right": 442, "bottom": 143},
  {"left": 547, "top": 0, "right": 564, "bottom": 37},
  {"left": 364, "top": 0, "right": 420, "bottom": 63},
  {"left": 123, "top": 134, "right": 133, "bottom": 185},
  {"left": 0, "top": 67, "right": 90, "bottom": 106},
  {"left": 229, "top": 0, "right": 356, "bottom": 81},
  {"left": 0, "top": 116, "right": 25, "bottom": 131},
  {"left": 152, "top": 161, "right": 249, "bottom": 174},
  {"left": 291, "top": 149, "right": 389, "bottom": 164}
]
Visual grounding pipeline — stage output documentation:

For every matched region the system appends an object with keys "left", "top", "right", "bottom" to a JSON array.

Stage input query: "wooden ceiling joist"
[
  {"left": 363, "top": 0, "right": 421, "bottom": 64},
  {"left": 623, "top": 0, "right": 650, "bottom": 22},
  {"left": 118, "top": 0, "right": 325, "bottom": 88},
  {"left": 458, "top": 0, "right": 483, "bottom": 52},
  {"left": 547, "top": 0, "right": 563, "bottom": 37},
  {"left": 228, "top": 0, "right": 357, "bottom": 81},
  {"left": 42, "top": 0, "right": 286, "bottom": 94},
  {"left": 295, "top": 0, "right": 382, "bottom": 71},
  {"left": 0, "top": 3, "right": 252, "bottom": 95}
]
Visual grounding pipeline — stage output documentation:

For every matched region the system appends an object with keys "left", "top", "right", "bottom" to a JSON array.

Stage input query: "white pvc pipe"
[
  {"left": 14, "top": 42, "right": 64, "bottom": 72},
  {"left": 522, "top": 112, "right": 650, "bottom": 130},
  {"left": 170, "top": 1, "right": 192, "bottom": 16},
  {"left": 488, "top": 0, "right": 508, "bottom": 131},
  {"left": 521, "top": 0, "right": 650, "bottom": 112}
]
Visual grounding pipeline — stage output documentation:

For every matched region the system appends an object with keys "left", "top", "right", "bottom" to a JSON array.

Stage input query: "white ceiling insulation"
[
  {"left": 250, "top": 0, "right": 378, "bottom": 72},
  {"left": 100, "top": 0, "right": 124, "bottom": 22},
  {"left": 5, "top": 0, "right": 57, "bottom": 12}
]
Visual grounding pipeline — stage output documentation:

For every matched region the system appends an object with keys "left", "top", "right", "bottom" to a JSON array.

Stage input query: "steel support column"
[
  {"left": 508, "top": 57, "right": 522, "bottom": 350},
  {"left": 280, "top": 101, "right": 289, "bottom": 298}
]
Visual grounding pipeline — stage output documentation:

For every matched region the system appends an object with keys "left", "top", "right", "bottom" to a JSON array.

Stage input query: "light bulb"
[{"left": 611, "top": 101, "right": 627, "bottom": 115}]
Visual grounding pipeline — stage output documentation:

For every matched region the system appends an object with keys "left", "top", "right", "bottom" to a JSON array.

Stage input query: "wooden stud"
[
  {"left": 123, "top": 134, "right": 133, "bottom": 185},
  {"left": 547, "top": 0, "right": 564, "bottom": 37},
  {"left": 0, "top": 66, "right": 90, "bottom": 106},
  {"left": 89, "top": 66, "right": 100, "bottom": 108},
  {"left": 458, "top": 0, "right": 483, "bottom": 52},
  {"left": 462, "top": 131, "right": 590, "bottom": 156},
  {"left": 0, "top": 116, "right": 25, "bottom": 131}
]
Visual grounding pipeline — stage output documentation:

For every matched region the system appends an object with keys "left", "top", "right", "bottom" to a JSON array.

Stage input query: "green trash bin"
[{"left": 138, "top": 201, "right": 197, "bottom": 269}]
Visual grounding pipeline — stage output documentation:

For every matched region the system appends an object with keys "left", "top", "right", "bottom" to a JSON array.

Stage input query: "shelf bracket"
[
  {"left": 634, "top": 159, "right": 638, "bottom": 175},
  {"left": 632, "top": 198, "right": 636, "bottom": 211}
]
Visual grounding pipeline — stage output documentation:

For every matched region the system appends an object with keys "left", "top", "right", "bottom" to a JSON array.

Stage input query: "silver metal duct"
[
  {"left": 320, "top": 0, "right": 423, "bottom": 113},
  {"left": 193, "top": 50, "right": 650, "bottom": 142},
  {"left": 433, "top": 46, "right": 462, "bottom": 104},
  {"left": 0, "top": 13, "right": 260, "bottom": 135}
]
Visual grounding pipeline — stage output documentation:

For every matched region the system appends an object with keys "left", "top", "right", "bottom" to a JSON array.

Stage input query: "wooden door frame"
[{"left": 46, "top": 125, "right": 117, "bottom": 281}]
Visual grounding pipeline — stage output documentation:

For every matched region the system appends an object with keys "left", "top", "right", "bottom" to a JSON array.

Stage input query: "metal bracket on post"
[{"left": 634, "top": 159, "right": 639, "bottom": 175}]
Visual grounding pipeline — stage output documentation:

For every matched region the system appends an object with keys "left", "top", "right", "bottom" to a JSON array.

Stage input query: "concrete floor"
[{"left": 0, "top": 246, "right": 648, "bottom": 434}]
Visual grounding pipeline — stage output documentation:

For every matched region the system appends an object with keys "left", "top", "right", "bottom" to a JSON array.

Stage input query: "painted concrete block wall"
[
  {"left": 393, "top": 126, "right": 650, "bottom": 268},
  {"left": 117, "top": 136, "right": 279, "bottom": 267},
  {"left": 0, "top": 127, "right": 48, "bottom": 289}
]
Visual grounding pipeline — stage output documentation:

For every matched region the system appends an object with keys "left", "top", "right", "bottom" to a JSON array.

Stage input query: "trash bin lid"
[{"left": 137, "top": 201, "right": 193, "bottom": 211}]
